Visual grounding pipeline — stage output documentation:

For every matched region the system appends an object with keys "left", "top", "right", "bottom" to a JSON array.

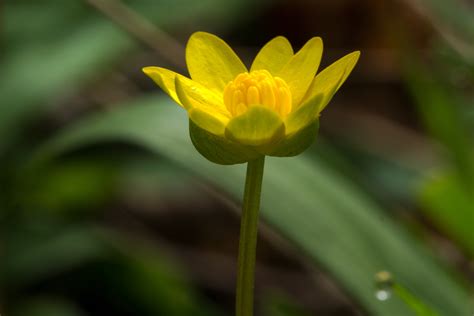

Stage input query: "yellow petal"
[
  {"left": 225, "top": 106, "right": 285, "bottom": 146},
  {"left": 285, "top": 94, "right": 324, "bottom": 135},
  {"left": 186, "top": 32, "right": 247, "bottom": 95},
  {"left": 175, "top": 76, "right": 230, "bottom": 118},
  {"left": 250, "top": 36, "right": 293, "bottom": 74},
  {"left": 142, "top": 66, "right": 182, "bottom": 106},
  {"left": 277, "top": 37, "right": 323, "bottom": 106},
  {"left": 188, "top": 108, "right": 227, "bottom": 136},
  {"left": 303, "top": 51, "right": 360, "bottom": 112}
]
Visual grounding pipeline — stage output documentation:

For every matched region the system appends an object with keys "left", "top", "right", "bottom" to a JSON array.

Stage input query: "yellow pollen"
[{"left": 223, "top": 70, "right": 292, "bottom": 117}]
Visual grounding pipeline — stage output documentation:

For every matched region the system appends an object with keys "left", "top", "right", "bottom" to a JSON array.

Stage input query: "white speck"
[{"left": 375, "top": 289, "right": 391, "bottom": 301}]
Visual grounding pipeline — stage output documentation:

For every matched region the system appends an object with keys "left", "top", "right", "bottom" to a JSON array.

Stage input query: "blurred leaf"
[
  {"left": 317, "top": 140, "right": 422, "bottom": 205},
  {"left": 406, "top": 62, "right": 474, "bottom": 187},
  {"left": 0, "top": 0, "right": 268, "bottom": 153},
  {"left": 419, "top": 171, "right": 474, "bottom": 256},
  {"left": 1, "top": 222, "right": 110, "bottom": 289},
  {"left": 262, "top": 291, "right": 311, "bottom": 316},
  {"left": 10, "top": 297, "right": 86, "bottom": 316},
  {"left": 35, "top": 95, "right": 472, "bottom": 316},
  {"left": 393, "top": 284, "right": 440, "bottom": 316},
  {"left": 420, "top": 0, "right": 474, "bottom": 43},
  {"left": 23, "top": 159, "right": 117, "bottom": 214},
  {"left": 2, "top": 220, "right": 220, "bottom": 315},
  {"left": 375, "top": 271, "right": 440, "bottom": 316},
  {"left": 0, "top": 15, "right": 133, "bottom": 152},
  {"left": 405, "top": 55, "right": 474, "bottom": 256},
  {"left": 89, "top": 240, "right": 221, "bottom": 316},
  {"left": 116, "top": 156, "right": 206, "bottom": 203}
]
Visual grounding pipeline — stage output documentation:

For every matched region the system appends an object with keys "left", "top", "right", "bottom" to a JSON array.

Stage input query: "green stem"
[{"left": 236, "top": 156, "right": 265, "bottom": 316}]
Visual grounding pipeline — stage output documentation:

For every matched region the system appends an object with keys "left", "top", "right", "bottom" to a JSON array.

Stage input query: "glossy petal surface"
[
  {"left": 175, "top": 77, "right": 230, "bottom": 119},
  {"left": 142, "top": 67, "right": 183, "bottom": 106},
  {"left": 277, "top": 37, "right": 323, "bottom": 106},
  {"left": 303, "top": 51, "right": 360, "bottom": 112},
  {"left": 186, "top": 32, "right": 247, "bottom": 95},
  {"left": 251, "top": 36, "right": 293, "bottom": 74},
  {"left": 143, "top": 33, "right": 359, "bottom": 163},
  {"left": 188, "top": 108, "right": 227, "bottom": 136}
]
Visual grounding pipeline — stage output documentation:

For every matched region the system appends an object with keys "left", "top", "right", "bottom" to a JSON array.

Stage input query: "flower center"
[{"left": 223, "top": 70, "right": 292, "bottom": 117}]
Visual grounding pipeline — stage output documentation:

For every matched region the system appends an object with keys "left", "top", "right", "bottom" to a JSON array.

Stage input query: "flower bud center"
[{"left": 223, "top": 70, "right": 292, "bottom": 117}]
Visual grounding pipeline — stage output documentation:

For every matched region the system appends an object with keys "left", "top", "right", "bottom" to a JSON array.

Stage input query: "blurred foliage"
[
  {"left": 375, "top": 271, "right": 439, "bottom": 316},
  {"left": 10, "top": 297, "right": 86, "bottom": 316},
  {"left": 407, "top": 65, "right": 474, "bottom": 255},
  {"left": 262, "top": 292, "right": 311, "bottom": 316},
  {"left": 35, "top": 96, "right": 471, "bottom": 315},
  {"left": 393, "top": 284, "right": 440, "bottom": 316},
  {"left": 0, "top": 0, "right": 265, "bottom": 152},
  {"left": 1, "top": 0, "right": 473, "bottom": 315},
  {"left": 3, "top": 219, "right": 220, "bottom": 315},
  {"left": 403, "top": 5, "right": 474, "bottom": 257}
]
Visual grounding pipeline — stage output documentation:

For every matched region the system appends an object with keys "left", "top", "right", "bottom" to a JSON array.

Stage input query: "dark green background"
[{"left": 1, "top": 0, "right": 473, "bottom": 315}]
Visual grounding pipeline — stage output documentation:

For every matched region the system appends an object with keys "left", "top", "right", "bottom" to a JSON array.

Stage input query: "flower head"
[{"left": 143, "top": 32, "right": 359, "bottom": 164}]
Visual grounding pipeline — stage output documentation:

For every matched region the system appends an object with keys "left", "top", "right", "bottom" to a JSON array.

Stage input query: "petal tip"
[
  {"left": 308, "top": 36, "right": 323, "bottom": 47},
  {"left": 186, "top": 31, "right": 247, "bottom": 94},
  {"left": 190, "top": 31, "right": 213, "bottom": 37},
  {"left": 142, "top": 66, "right": 171, "bottom": 79},
  {"left": 275, "top": 35, "right": 289, "bottom": 40},
  {"left": 349, "top": 51, "right": 361, "bottom": 62},
  {"left": 273, "top": 35, "right": 291, "bottom": 44},
  {"left": 142, "top": 66, "right": 157, "bottom": 75},
  {"left": 187, "top": 31, "right": 221, "bottom": 45}
]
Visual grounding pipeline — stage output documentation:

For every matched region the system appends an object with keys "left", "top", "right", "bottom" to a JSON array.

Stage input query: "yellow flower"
[{"left": 143, "top": 32, "right": 359, "bottom": 164}]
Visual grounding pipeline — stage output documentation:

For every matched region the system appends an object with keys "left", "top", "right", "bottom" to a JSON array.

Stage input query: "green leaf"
[{"left": 35, "top": 95, "right": 471, "bottom": 316}]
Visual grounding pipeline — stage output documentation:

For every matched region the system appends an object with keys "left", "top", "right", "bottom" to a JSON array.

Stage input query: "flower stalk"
[
  {"left": 236, "top": 156, "right": 265, "bottom": 316},
  {"left": 142, "top": 31, "right": 359, "bottom": 316}
]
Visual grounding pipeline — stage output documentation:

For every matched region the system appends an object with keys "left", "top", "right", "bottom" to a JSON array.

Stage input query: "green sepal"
[
  {"left": 225, "top": 105, "right": 285, "bottom": 147},
  {"left": 267, "top": 119, "right": 319, "bottom": 157},
  {"left": 189, "top": 119, "right": 261, "bottom": 165}
]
